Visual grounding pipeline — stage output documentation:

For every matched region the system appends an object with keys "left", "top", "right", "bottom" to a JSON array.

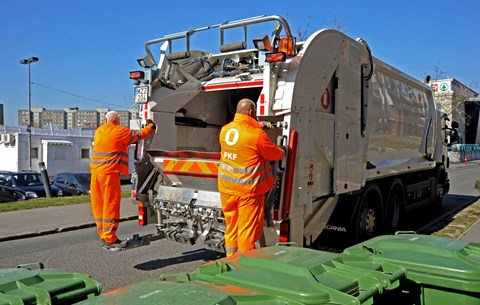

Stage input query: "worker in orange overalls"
[
  {"left": 90, "top": 111, "right": 155, "bottom": 251},
  {"left": 218, "top": 98, "right": 285, "bottom": 257}
]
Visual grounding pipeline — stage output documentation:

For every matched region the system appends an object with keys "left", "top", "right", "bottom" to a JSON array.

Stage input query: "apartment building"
[{"left": 17, "top": 107, "right": 139, "bottom": 129}]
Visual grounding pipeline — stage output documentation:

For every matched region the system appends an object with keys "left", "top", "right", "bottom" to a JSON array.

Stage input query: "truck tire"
[
  {"left": 354, "top": 184, "right": 383, "bottom": 242},
  {"left": 385, "top": 179, "right": 405, "bottom": 233},
  {"left": 432, "top": 165, "right": 448, "bottom": 211}
]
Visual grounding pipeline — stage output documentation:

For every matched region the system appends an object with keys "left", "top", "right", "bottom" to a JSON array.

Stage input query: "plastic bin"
[
  {"left": 341, "top": 233, "right": 480, "bottom": 305},
  {"left": 0, "top": 262, "right": 101, "bottom": 305},
  {"left": 184, "top": 245, "right": 406, "bottom": 304},
  {"left": 77, "top": 278, "right": 306, "bottom": 305},
  {"left": 77, "top": 246, "right": 406, "bottom": 305}
]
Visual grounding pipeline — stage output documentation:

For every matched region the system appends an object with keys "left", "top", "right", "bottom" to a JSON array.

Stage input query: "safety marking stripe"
[{"left": 164, "top": 160, "right": 219, "bottom": 175}]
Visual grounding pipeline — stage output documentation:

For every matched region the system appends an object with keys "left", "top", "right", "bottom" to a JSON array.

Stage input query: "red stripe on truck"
[{"left": 202, "top": 80, "right": 263, "bottom": 91}]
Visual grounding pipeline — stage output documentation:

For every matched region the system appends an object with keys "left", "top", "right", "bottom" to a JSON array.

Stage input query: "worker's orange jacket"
[
  {"left": 90, "top": 122, "right": 154, "bottom": 178},
  {"left": 218, "top": 113, "right": 285, "bottom": 196}
]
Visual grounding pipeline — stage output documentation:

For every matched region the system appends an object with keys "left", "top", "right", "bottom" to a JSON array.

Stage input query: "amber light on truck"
[
  {"left": 138, "top": 201, "right": 147, "bottom": 226},
  {"left": 130, "top": 71, "right": 144, "bottom": 80},
  {"left": 278, "top": 37, "right": 294, "bottom": 56}
]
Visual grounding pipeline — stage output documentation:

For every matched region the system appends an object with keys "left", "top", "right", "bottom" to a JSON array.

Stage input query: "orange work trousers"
[
  {"left": 220, "top": 192, "right": 265, "bottom": 257},
  {"left": 90, "top": 172, "right": 121, "bottom": 243}
]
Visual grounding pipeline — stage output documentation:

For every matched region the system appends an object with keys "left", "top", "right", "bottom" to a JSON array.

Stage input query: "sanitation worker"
[
  {"left": 218, "top": 98, "right": 285, "bottom": 257},
  {"left": 90, "top": 111, "right": 155, "bottom": 251}
]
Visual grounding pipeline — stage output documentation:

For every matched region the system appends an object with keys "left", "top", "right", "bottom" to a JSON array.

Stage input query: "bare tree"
[
  {"left": 289, "top": 15, "right": 346, "bottom": 42},
  {"left": 296, "top": 16, "right": 311, "bottom": 41},
  {"left": 325, "top": 15, "right": 347, "bottom": 33}
]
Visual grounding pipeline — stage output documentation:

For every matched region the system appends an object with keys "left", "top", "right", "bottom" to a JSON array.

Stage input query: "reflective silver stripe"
[
  {"left": 225, "top": 246, "right": 238, "bottom": 254},
  {"left": 95, "top": 218, "right": 120, "bottom": 223},
  {"left": 220, "top": 161, "right": 269, "bottom": 175},
  {"left": 218, "top": 170, "right": 272, "bottom": 185},
  {"left": 128, "top": 131, "right": 142, "bottom": 144},
  {"left": 92, "top": 151, "right": 128, "bottom": 157},
  {"left": 96, "top": 225, "right": 118, "bottom": 232},
  {"left": 103, "top": 227, "right": 118, "bottom": 232},
  {"left": 90, "top": 159, "right": 129, "bottom": 167}
]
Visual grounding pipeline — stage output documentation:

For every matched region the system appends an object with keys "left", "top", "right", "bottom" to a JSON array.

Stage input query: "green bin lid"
[
  {"left": 76, "top": 278, "right": 304, "bottom": 305},
  {"left": 188, "top": 246, "right": 405, "bottom": 305},
  {"left": 342, "top": 234, "right": 480, "bottom": 292},
  {"left": 0, "top": 263, "right": 101, "bottom": 305}
]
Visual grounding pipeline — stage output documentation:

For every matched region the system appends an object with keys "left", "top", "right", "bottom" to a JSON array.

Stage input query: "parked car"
[
  {"left": 52, "top": 173, "right": 91, "bottom": 196},
  {"left": 0, "top": 185, "right": 28, "bottom": 202},
  {"left": 0, "top": 171, "right": 63, "bottom": 198}
]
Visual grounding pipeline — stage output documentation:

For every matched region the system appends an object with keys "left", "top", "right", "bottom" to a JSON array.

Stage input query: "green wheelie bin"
[
  {"left": 341, "top": 232, "right": 480, "bottom": 305},
  {"left": 0, "top": 262, "right": 101, "bottom": 305},
  {"left": 78, "top": 245, "right": 406, "bottom": 305}
]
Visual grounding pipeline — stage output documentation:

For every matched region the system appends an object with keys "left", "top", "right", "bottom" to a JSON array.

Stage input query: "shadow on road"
[{"left": 134, "top": 248, "right": 225, "bottom": 271}]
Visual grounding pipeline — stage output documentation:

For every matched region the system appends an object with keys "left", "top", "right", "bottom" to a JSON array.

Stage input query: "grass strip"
[{"left": 0, "top": 191, "right": 131, "bottom": 213}]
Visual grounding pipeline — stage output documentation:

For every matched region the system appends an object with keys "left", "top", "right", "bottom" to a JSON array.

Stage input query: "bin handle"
[
  {"left": 388, "top": 267, "right": 407, "bottom": 282},
  {"left": 16, "top": 262, "right": 45, "bottom": 270},
  {"left": 275, "top": 241, "right": 299, "bottom": 247},
  {"left": 159, "top": 273, "right": 192, "bottom": 283},
  {"left": 362, "top": 245, "right": 383, "bottom": 255},
  {"left": 394, "top": 231, "right": 417, "bottom": 235},
  {"left": 357, "top": 285, "right": 382, "bottom": 304}
]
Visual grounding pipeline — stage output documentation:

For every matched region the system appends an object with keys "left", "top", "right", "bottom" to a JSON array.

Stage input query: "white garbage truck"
[{"left": 129, "top": 15, "right": 450, "bottom": 250}]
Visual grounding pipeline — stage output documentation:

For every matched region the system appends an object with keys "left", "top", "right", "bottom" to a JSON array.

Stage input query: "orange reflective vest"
[
  {"left": 90, "top": 122, "right": 154, "bottom": 178},
  {"left": 218, "top": 113, "right": 285, "bottom": 196}
]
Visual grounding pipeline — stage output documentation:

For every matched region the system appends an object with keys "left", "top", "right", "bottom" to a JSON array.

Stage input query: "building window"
[
  {"left": 31, "top": 147, "right": 39, "bottom": 159},
  {"left": 81, "top": 148, "right": 90, "bottom": 159}
]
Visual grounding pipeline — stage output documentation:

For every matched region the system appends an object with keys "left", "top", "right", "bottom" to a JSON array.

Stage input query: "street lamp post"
[{"left": 20, "top": 56, "right": 39, "bottom": 171}]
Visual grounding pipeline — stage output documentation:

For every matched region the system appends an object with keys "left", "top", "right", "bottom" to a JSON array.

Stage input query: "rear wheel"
[
  {"left": 433, "top": 166, "right": 448, "bottom": 210},
  {"left": 385, "top": 179, "right": 405, "bottom": 233},
  {"left": 354, "top": 184, "right": 382, "bottom": 242}
]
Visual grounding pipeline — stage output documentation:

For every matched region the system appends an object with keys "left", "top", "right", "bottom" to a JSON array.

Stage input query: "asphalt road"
[{"left": 0, "top": 221, "right": 224, "bottom": 292}]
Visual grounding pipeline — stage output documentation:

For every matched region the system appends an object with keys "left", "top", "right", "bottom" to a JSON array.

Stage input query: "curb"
[
  {"left": 0, "top": 215, "right": 138, "bottom": 243},
  {"left": 458, "top": 219, "right": 480, "bottom": 240}
]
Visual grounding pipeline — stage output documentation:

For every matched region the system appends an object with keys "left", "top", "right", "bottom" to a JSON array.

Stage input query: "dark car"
[
  {"left": 0, "top": 171, "right": 63, "bottom": 198},
  {"left": 0, "top": 185, "right": 27, "bottom": 202},
  {"left": 52, "top": 173, "right": 91, "bottom": 196}
]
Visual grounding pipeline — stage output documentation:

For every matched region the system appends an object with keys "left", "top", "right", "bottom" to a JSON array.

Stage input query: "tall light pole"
[{"left": 20, "top": 56, "right": 39, "bottom": 171}]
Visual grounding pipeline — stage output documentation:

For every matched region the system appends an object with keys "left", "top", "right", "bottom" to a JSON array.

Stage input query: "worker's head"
[
  {"left": 236, "top": 98, "right": 256, "bottom": 119},
  {"left": 105, "top": 111, "right": 120, "bottom": 125}
]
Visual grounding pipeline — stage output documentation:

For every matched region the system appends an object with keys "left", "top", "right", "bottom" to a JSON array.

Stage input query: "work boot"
[{"left": 101, "top": 239, "right": 128, "bottom": 251}]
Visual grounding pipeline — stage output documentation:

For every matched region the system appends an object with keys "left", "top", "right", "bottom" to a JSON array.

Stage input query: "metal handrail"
[{"left": 144, "top": 15, "right": 292, "bottom": 67}]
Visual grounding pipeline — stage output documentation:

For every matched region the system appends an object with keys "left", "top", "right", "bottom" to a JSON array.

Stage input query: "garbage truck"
[{"left": 129, "top": 15, "right": 450, "bottom": 251}]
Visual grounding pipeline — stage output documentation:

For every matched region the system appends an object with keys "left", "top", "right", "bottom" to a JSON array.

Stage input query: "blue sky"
[{"left": 1, "top": 0, "right": 479, "bottom": 126}]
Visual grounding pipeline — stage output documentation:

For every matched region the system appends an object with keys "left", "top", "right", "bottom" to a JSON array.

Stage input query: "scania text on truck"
[{"left": 129, "top": 15, "right": 450, "bottom": 251}]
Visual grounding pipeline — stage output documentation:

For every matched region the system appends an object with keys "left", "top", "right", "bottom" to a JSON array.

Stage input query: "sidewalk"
[{"left": 0, "top": 197, "right": 137, "bottom": 242}]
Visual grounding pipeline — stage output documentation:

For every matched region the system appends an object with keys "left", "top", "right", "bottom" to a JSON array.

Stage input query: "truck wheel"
[
  {"left": 385, "top": 179, "right": 405, "bottom": 233},
  {"left": 433, "top": 166, "right": 448, "bottom": 210},
  {"left": 354, "top": 184, "right": 382, "bottom": 242}
]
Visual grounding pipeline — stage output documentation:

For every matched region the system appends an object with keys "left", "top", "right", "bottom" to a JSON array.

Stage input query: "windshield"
[
  {"left": 75, "top": 174, "right": 91, "bottom": 186},
  {"left": 14, "top": 173, "right": 43, "bottom": 186}
]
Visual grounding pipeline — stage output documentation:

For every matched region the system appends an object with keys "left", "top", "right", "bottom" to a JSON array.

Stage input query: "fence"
[{"left": 448, "top": 144, "right": 480, "bottom": 163}]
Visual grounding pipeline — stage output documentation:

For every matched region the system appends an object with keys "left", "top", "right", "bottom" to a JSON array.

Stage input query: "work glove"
[
  {"left": 146, "top": 119, "right": 156, "bottom": 130},
  {"left": 260, "top": 121, "right": 274, "bottom": 130}
]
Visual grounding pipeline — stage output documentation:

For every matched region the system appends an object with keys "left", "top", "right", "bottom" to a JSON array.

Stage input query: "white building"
[
  {"left": 0, "top": 125, "right": 94, "bottom": 177},
  {"left": 0, "top": 125, "right": 137, "bottom": 179},
  {"left": 429, "top": 78, "right": 478, "bottom": 144}
]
